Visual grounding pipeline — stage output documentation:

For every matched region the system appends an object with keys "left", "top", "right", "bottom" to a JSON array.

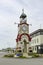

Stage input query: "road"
[{"left": 0, "top": 52, "right": 43, "bottom": 65}]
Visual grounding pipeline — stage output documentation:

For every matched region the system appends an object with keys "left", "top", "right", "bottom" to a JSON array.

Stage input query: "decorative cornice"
[{"left": 18, "top": 23, "right": 29, "bottom": 27}]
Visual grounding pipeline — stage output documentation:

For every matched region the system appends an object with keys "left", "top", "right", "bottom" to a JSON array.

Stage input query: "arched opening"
[{"left": 23, "top": 39, "right": 27, "bottom": 53}]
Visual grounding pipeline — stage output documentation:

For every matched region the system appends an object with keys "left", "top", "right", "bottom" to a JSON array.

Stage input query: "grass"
[
  {"left": 4, "top": 54, "right": 27, "bottom": 59},
  {"left": 4, "top": 54, "right": 14, "bottom": 58},
  {"left": 28, "top": 53, "right": 40, "bottom": 58},
  {"left": 32, "top": 54, "right": 39, "bottom": 58},
  {"left": 18, "top": 56, "right": 27, "bottom": 58},
  {"left": 4, "top": 53, "right": 42, "bottom": 58}
]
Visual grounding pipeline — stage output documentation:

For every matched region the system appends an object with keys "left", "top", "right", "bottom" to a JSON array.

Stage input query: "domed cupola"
[
  {"left": 20, "top": 10, "right": 27, "bottom": 19},
  {"left": 20, "top": 9, "right": 27, "bottom": 23}
]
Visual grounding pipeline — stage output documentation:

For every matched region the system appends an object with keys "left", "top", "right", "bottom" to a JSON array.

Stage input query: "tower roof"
[{"left": 20, "top": 9, "right": 27, "bottom": 19}]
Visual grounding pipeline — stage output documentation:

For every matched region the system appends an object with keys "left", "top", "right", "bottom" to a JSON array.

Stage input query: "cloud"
[{"left": 0, "top": 0, "right": 43, "bottom": 49}]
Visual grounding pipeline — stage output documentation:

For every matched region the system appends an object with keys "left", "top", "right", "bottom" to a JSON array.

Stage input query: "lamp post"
[
  {"left": 38, "top": 46, "right": 42, "bottom": 57},
  {"left": 38, "top": 46, "right": 40, "bottom": 53}
]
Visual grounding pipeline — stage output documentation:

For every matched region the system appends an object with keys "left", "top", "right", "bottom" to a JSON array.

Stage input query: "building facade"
[
  {"left": 30, "top": 29, "right": 43, "bottom": 54},
  {"left": 16, "top": 10, "right": 31, "bottom": 54}
]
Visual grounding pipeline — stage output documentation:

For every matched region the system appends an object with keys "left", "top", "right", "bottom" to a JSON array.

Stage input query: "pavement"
[{"left": 0, "top": 52, "right": 43, "bottom": 65}]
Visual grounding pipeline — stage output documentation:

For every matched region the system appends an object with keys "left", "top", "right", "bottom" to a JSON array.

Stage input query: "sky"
[{"left": 0, "top": 0, "right": 43, "bottom": 49}]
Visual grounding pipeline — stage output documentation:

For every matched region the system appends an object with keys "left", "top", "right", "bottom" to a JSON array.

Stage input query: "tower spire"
[
  {"left": 22, "top": 9, "right": 24, "bottom": 13},
  {"left": 20, "top": 9, "right": 27, "bottom": 18}
]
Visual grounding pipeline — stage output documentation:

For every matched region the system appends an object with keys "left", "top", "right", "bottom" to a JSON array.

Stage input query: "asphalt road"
[{"left": 0, "top": 52, "right": 43, "bottom": 65}]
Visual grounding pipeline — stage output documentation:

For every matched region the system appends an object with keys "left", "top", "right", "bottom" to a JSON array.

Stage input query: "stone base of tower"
[
  {"left": 23, "top": 52, "right": 32, "bottom": 58},
  {"left": 23, "top": 53, "right": 29, "bottom": 57}
]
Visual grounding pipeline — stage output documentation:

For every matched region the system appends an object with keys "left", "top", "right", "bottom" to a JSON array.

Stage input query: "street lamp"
[
  {"left": 38, "top": 46, "right": 42, "bottom": 56},
  {"left": 38, "top": 46, "right": 41, "bottom": 50}
]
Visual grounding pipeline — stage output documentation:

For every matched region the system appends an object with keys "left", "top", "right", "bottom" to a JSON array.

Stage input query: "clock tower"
[{"left": 16, "top": 9, "right": 31, "bottom": 55}]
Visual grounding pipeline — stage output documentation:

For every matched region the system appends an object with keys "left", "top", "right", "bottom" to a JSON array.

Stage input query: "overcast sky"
[{"left": 0, "top": 0, "right": 43, "bottom": 49}]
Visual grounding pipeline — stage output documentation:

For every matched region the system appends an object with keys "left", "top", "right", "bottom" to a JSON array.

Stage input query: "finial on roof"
[
  {"left": 20, "top": 9, "right": 27, "bottom": 18},
  {"left": 22, "top": 9, "right": 24, "bottom": 13}
]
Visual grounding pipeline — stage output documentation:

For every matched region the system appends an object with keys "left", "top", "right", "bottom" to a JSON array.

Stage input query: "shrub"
[
  {"left": 32, "top": 54, "right": 39, "bottom": 58},
  {"left": 19, "top": 56, "right": 26, "bottom": 58},
  {"left": 4, "top": 54, "right": 14, "bottom": 57}
]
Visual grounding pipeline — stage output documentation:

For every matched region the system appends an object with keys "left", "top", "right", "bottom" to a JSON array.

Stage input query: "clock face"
[{"left": 22, "top": 25, "right": 27, "bottom": 31}]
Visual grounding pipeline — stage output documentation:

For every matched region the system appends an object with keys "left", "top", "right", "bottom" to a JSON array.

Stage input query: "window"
[
  {"left": 35, "top": 39, "right": 36, "bottom": 43},
  {"left": 35, "top": 47, "right": 36, "bottom": 51},
  {"left": 37, "top": 38, "right": 39, "bottom": 43}
]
